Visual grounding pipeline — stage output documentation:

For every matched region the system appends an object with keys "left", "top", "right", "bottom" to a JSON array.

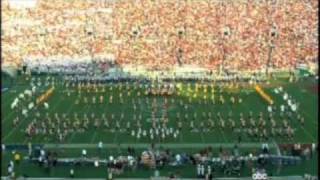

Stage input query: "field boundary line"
[
  {"left": 0, "top": 175, "right": 306, "bottom": 180},
  {"left": 35, "top": 142, "right": 279, "bottom": 149}
]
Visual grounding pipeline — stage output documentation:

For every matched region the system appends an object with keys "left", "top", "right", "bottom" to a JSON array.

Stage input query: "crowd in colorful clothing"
[{"left": 2, "top": 0, "right": 318, "bottom": 71}]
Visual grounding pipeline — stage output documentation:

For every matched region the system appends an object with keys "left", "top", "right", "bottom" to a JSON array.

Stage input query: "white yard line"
[
  {"left": 40, "top": 142, "right": 278, "bottom": 149},
  {"left": 299, "top": 126, "right": 316, "bottom": 142},
  {"left": 179, "top": 129, "right": 184, "bottom": 143},
  {"left": 1, "top": 109, "right": 16, "bottom": 125},
  {"left": 90, "top": 131, "right": 98, "bottom": 143},
  {"left": 200, "top": 129, "right": 205, "bottom": 143},
  {"left": 0, "top": 176, "right": 306, "bottom": 180},
  {"left": 217, "top": 95, "right": 229, "bottom": 143},
  {"left": 2, "top": 93, "right": 24, "bottom": 125},
  {"left": 2, "top": 93, "right": 62, "bottom": 142},
  {"left": 3, "top": 120, "right": 28, "bottom": 142},
  {"left": 291, "top": 115, "right": 317, "bottom": 142},
  {"left": 65, "top": 96, "right": 84, "bottom": 143},
  {"left": 217, "top": 122, "right": 228, "bottom": 143},
  {"left": 300, "top": 110, "right": 318, "bottom": 126}
]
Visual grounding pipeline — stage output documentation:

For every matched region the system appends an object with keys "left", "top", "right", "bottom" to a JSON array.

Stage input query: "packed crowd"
[{"left": 2, "top": 0, "right": 318, "bottom": 71}]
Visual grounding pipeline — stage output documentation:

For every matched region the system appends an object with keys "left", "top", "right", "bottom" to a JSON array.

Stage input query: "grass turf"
[
  {"left": 1, "top": 75, "right": 318, "bottom": 144},
  {"left": 1, "top": 75, "right": 318, "bottom": 178}
]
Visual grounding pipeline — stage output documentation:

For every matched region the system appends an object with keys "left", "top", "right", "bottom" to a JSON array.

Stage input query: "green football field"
[
  {"left": 1, "top": 75, "right": 318, "bottom": 144},
  {"left": 1, "top": 74, "right": 318, "bottom": 178}
]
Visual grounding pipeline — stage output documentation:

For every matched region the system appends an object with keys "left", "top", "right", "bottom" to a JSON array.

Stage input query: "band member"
[
  {"left": 92, "top": 96, "right": 96, "bottom": 104},
  {"left": 100, "top": 95, "right": 104, "bottom": 103},
  {"left": 109, "top": 95, "right": 113, "bottom": 104}
]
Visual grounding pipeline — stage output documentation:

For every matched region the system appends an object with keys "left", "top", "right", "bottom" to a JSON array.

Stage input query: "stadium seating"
[{"left": 1, "top": 0, "right": 318, "bottom": 71}]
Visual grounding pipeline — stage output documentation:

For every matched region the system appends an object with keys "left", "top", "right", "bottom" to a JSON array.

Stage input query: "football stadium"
[{"left": 1, "top": 0, "right": 318, "bottom": 179}]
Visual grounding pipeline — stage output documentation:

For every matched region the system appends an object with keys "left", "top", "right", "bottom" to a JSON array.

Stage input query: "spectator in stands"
[{"left": 1, "top": 0, "right": 318, "bottom": 72}]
